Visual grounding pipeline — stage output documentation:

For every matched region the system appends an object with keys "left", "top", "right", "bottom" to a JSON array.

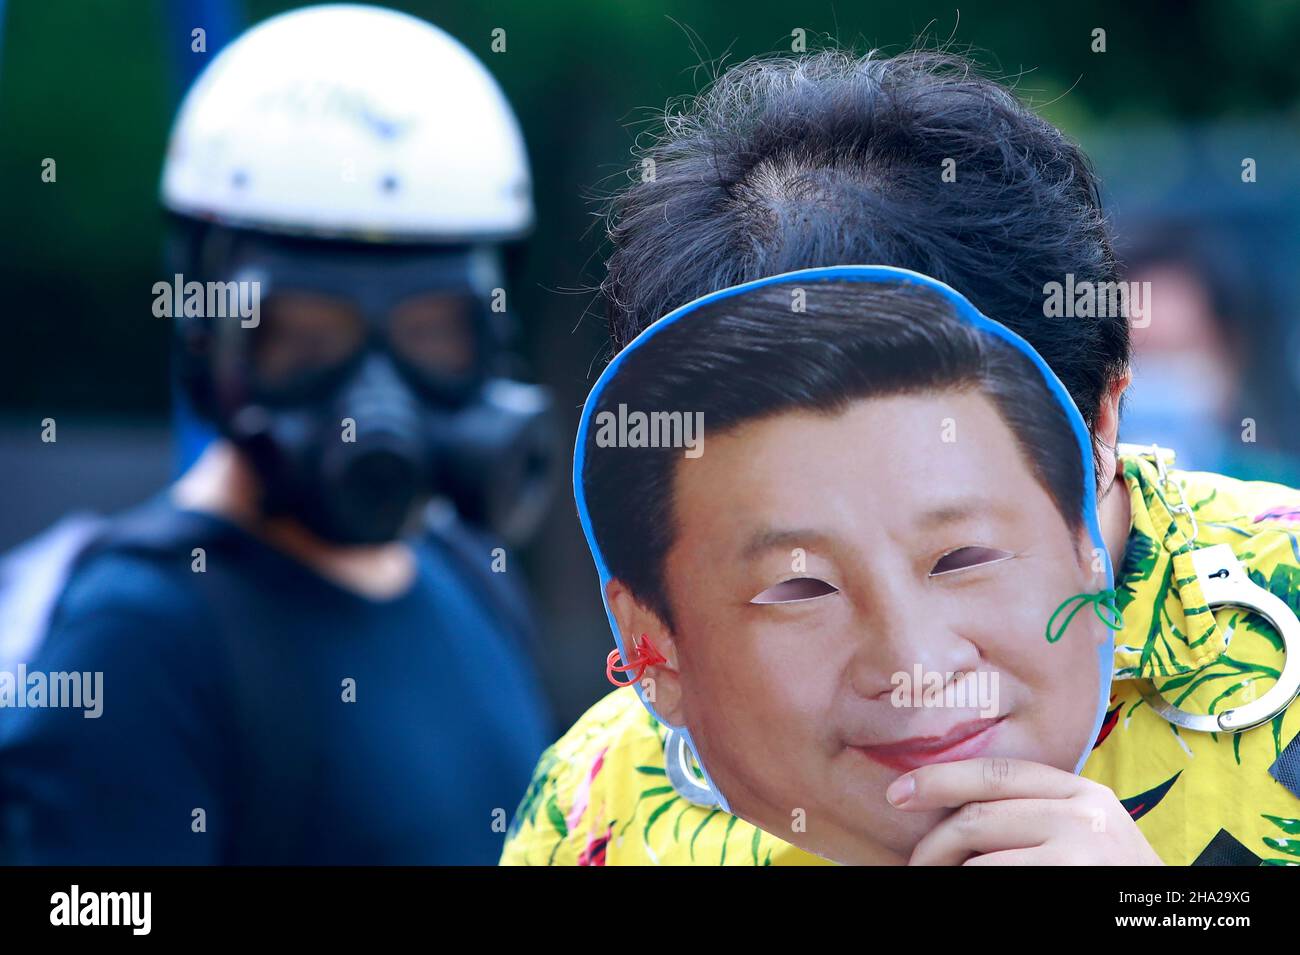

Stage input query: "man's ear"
[
  {"left": 1094, "top": 367, "right": 1132, "bottom": 483},
  {"left": 605, "top": 579, "right": 685, "bottom": 726}
]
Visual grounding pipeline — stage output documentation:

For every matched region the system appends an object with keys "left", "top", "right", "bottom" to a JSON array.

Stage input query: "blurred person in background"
[
  {"left": 1120, "top": 222, "right": 1300, "bottom": 484},
  {"left": 0, "top": 4, "right": 556, "bottom": 864}
]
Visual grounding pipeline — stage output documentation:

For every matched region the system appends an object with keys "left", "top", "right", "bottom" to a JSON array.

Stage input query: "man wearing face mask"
[
  {"left": 1120, "top": 224, "right": 1300, "bottom": 485},
  {"left": 0, "top": 5, "right": 555, "bottom": 864}
]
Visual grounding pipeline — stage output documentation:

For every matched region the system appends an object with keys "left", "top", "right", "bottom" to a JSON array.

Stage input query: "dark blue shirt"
[{"left": 0, "top": 502, "right": 552, "bottom": 864}]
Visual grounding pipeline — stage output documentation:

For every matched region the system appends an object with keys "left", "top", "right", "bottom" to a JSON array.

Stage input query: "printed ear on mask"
[{"left": 604, "top": 580, "right": 687, "bottom": 726}]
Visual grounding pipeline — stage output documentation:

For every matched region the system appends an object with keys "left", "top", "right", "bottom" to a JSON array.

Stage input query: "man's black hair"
[
  {"left": 584, "top": 280, "right": 1086, "bottom": 631},
  {"left": 600, "top": 49, "right": 1128, "bottom": 445}
]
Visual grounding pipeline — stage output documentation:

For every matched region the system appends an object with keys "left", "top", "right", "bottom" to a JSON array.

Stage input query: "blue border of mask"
[{"left": 572, "top": 265, "right": 1117, "bottom": 813}]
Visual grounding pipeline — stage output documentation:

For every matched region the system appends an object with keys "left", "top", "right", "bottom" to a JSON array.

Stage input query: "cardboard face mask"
[{"left": 574, "top": 266, "right": 1118, "bottom": 865}]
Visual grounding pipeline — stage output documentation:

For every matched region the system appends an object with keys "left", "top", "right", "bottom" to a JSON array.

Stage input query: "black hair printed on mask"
[{"left": 583, "top": 279, "right": 1085, "bottom": 633}]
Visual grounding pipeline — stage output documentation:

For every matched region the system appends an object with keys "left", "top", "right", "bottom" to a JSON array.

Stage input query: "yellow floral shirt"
[{"left": 502, "top": 448, "right": 1300, "bottom": 865}]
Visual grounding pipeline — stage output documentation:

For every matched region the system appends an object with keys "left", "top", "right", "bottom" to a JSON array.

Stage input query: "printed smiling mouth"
[{"left": 849, "top": 716, "right": 1007, "bottom": 772}]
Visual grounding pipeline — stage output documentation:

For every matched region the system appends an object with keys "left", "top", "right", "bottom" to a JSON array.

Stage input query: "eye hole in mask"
[
  {"left": 387, "top": 291, "right": 479, "bottom": 383},
  {"left": 929, "top": 545, "right": 1016, "bottom": 577},
  {"left": 252, "top": 291, "right": 367, "bottom": 397},
  {"left": 249, "top": 289, "right": 485, "bottom": 404},
  {"left": 750, "top": 577, "right": 840, "bottom": 604}
]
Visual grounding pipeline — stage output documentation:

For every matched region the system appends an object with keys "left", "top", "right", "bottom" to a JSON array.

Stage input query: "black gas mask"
[{"left": 175, "top": 228, "right": 557, "bottom": 545}]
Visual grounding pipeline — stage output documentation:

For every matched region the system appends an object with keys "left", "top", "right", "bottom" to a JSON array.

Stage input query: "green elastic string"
[{"left": 1045, "top": 589, "right": 1124, "bottom": 644}]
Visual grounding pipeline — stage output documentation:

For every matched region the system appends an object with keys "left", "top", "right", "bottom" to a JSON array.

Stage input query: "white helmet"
[{"left": 161, "top": 4, "right": 532, "bottom": 242}]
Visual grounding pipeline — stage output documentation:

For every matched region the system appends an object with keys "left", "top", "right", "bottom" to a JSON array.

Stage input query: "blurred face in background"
[{"left": 1124, "top": 261, "right": 1243, "bottom": 468}]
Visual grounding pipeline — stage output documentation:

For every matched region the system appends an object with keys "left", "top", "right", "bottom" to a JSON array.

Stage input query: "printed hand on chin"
[{"left": 886, "top": 757, "right": 1166, "bottom": 865}]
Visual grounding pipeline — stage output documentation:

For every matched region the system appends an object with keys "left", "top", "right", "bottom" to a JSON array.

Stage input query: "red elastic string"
[{"left": 605, "top": 633, "right": 667, "bottom": 687}]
